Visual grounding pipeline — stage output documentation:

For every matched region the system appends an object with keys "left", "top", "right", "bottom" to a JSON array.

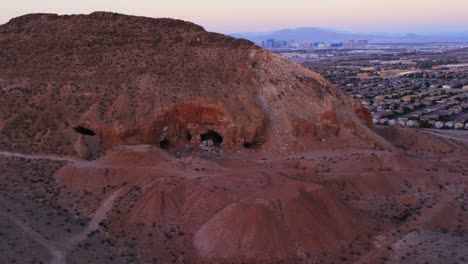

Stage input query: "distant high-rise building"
[
  {"left": 265, "top": 39, "right": 275, "bottom": 49},
  {"left": 277, "top": 40, "right": 287, "bottom": 48},
  {"left": 297, "top": 41, "right": 312, "bottom": 49},
  {"left": 357, "top": 40, "right": 368, "bottom": 48},
  {"left": 261, "top": 39, "right": 316, "bottom": 49},
  {"left": 313, "top": 42, "right": 327, "bottom": 48},
  {"left": 261, "top": 39, "right": 289, "bottom": 49},
  {"left": 348, "top": 40, "right": 355, "bottom": 48},
  {"left": 330, "top": 42, "right": 343, "bottom": 48}
]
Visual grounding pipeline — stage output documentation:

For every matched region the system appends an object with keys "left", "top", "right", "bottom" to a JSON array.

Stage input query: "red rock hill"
[{"left": 0, "top": 12, "right": 385, "bottom": 158}]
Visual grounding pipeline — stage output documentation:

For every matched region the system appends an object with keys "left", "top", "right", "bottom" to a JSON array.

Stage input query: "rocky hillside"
[
  {"left": 0, "top": 12, "right": 386, "bottom": 158},
  {"left": 1, "top": 12, "right": 467, "bottom": 264}
]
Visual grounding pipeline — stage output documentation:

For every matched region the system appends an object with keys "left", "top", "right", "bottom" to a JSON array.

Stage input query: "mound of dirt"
[
  {"left": 194, "top": 183, "right": 372, "bottom": 260},
  {"left": 374, "top": 126, "right": 462, "bottom": 153}
]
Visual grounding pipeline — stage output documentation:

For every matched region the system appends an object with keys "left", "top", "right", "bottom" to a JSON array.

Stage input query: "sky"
[{"left": 1, "top": 0, "right": 468, "bottom": 34}]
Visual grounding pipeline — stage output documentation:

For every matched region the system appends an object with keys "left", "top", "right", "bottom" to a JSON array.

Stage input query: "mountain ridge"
[{"left": 231, "top": 27, "right": 468, "bottom": 43}]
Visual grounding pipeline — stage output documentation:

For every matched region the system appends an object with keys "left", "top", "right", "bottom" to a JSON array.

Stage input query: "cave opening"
[
  {"left": 186, "top": 131, "right": 192, "bottom": 141},
  {"left": 159, "top": 138, "right": 170, "bottom": 149},
  {"left": 73, "top": 125, "right": 96, "bottom": 136},
  {"left": 200, "top": 130, "right": 223, "bottom": 147},
  {"left": 243, "top": 140, "right": 260, "bottom": 150}
]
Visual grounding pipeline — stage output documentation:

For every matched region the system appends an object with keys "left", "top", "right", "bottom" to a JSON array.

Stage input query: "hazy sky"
[{"left": 1, "top": 0, "right": 468, "bottom": 33}]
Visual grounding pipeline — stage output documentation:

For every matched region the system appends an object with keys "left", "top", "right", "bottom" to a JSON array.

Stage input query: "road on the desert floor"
[
  {"left": 0, "top": 199, "right": 67, "bottom": 264},
  {"left": 0, "top": 188, "right": 124, "bottom": 264},
  {"left": 422, "top": 129, "right": 468, "bottom": 143},
  {"left": 0, "top": 151, "right": 81, "bottom": 163}
]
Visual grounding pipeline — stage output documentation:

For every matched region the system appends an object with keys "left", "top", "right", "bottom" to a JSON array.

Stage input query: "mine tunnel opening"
[
  {"left": 73, "top": 125, "right": 96, "bottom": 136},
  {"left": 159, "top": 138, "right": 170, "bottom": 149},
  {"left": 243, "top": 140, "right": 261, "bottom": 150},
  {"left": 186, "top": 131, "right": 192, "bottom": 141},
  {"left": 200, "top": 130, "right": 223, "bottom": 147}
]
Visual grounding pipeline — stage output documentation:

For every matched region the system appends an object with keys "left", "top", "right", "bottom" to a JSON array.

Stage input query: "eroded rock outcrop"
[{"left": 0, "top": 12, "right": 387, "bottom": 157}]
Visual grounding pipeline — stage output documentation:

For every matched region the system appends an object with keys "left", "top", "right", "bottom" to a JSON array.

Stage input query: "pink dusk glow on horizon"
[{"left": 1, "top": 0, "right": 468, "bottom": 33}]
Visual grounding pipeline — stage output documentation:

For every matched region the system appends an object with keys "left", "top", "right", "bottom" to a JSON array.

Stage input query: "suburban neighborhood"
[{"left": 276, "top": 43, "right": 468, "bottom": 129}]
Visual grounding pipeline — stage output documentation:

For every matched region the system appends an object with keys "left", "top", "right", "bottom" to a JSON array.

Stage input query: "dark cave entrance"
[
  {"left": 200, "top": 130, "right": 223, "bottom": 147},
  {"left": 159, "top": 138, "right": 170, "bottom": 149},
  {"left": 186, "top": 131, "right": 192, "bottom": 141},
  {"left": 73, "top": 125, "right": 96, "bottom": 136},
  {"left": 243, "top": 140, "right": 260, "bottom": 150}
]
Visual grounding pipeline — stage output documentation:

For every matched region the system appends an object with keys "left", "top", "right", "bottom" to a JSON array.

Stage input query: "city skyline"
[{"left": 1, "top": 0, "right": 468, "bottom": 34}]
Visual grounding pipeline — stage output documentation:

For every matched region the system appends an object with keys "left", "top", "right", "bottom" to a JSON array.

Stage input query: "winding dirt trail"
[
  {"left": 63, "top": 188, "right": 124, "bottom": 248},
  {"left": 0, "top": 201, "right": 67, "bottom": 263},
  {"left": 0, "top": 188, "right": 124, "bottom": 264},
  {"left": 0, "top": 151, "right": 82, "bottom": 163}
]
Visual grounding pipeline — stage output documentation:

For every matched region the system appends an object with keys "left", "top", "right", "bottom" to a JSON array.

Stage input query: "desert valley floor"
[{"left": 0, "top": 127, "right": 467, "bottom": 264}]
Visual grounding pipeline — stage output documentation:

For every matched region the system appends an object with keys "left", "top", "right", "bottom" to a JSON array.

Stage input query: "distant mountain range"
[{"left": 230, "top": 27, "right": 468, "bottom": 44}]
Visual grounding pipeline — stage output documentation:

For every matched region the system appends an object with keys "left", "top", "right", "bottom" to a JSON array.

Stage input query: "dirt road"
[{"left": 0, "top": 188, "right": 123, "bottom": 264}]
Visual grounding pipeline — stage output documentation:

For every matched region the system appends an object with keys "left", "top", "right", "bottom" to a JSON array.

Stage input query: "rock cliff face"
[{"left": 0, "top": 12, "right": 384, "bottom": 158}]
